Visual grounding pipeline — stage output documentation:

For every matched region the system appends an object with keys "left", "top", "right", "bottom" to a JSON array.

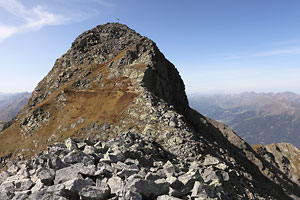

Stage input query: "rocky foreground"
[{"left": 0, "top": 132, "right": 236, "bottom": 200}]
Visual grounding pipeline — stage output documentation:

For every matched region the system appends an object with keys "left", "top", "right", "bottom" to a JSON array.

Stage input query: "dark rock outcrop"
[{"left": 253, "top": 143, "right": 300, "bottom": 186}]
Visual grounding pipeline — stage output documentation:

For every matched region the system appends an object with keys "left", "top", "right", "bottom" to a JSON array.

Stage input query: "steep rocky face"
[
  {"left": 1, "top": 23, "right": 188, "bottom": 159},
  {"left": 23, "top": 23, "right": 188, "bottom": 118},
  {"left": 253, "top": 143, "right": 300, "bottom": 185},
  {"left": 0, "top": 23, "right": 300, "bottom": 199}
]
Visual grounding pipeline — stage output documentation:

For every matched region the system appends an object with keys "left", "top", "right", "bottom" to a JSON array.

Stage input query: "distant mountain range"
[
  {"left": 189, "top": 92, "right": 300, "bottom": 147},
  {"left": 0, "top": 92, "right": 31, "bottom": 122}
]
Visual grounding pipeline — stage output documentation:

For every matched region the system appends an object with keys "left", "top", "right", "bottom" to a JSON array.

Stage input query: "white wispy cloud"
[
  {"left": 0, "top": 25, "right": 17, "bottom": 42},
  {"left": 0, "top": 0, "right": 66, "bottom": 42},
  {"left": 254, "top": 47, "right": 300, "bottom": 57},
  {"left": 220, "top": 46, "right": 300, "bottom": 60}
]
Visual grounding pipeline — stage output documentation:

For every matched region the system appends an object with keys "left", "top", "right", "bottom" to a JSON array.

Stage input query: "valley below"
[{"left": 189, "top": 92, "right": 300, "bottom": 148}]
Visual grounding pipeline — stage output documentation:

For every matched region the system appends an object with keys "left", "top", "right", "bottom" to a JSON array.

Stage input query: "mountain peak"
[
  {"left": 69, "top": 22, "right": 189, "bottom": 115},
  {"left": 0, "top": 23, "right": 300, "bottom": 199},
  {"left": 71, "top": 23, "right": 143, "bottom": 56},
  {"left": 1, "top": 22, "right": 189, "bottom": 158}
]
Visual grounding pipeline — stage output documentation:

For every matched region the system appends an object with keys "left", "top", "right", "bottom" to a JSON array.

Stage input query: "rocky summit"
[{"left": 0, "top": 23, "right": 300, "bottom": 199}]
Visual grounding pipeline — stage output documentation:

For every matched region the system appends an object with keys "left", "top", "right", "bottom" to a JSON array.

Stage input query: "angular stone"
[
  {"left": 124, "top": 191, "right": 143, "bottom": 200},
  {"left": 29, "top": 183, "right": 66, "bottom": 200},
  {"left": 203, "top": 155, "right": 220, "bottom": 166},
  {"left": 137, "top": 168, "right": 147, "bottom": 178},
  {"left": 127, "top": 179, "right": 169, "bottom": 199},
  {"left": 84, "top": 138, "right": 94, "bottom": 146},
  {"left": 47, "top": 183, "right": 66, "bottom": 193},
  {"left": 215, "top": 163, "right": 227, "bottom": 170},
  {"left": 145, "top": 172, "right": 162, "bottom": 181},
  {"left": 221, "top": 171, "right": 229, "bottom": 181},
  {"left": 154, "top": 178, "right": 168, "bottom": 184},
  {"left": 191, "top": 181, "right": 204, "bottom": 197},
  {"left": 157, "top": 195, "right": 182, "bottom": 200},
  {"left": 14, "top": 178, "right": 34, "bottom": 191},
  {"left": 0, "top": 171, "right": 10, "bottom": 184},
  {"left": 117, "top": 168, "right": 139, "bottom": 179},
  {"left": 202, "top": 168, "right": 219, "bottom": 182},
  {"left": 77, "top": 142, "right": 87, "bottom": 150},
  {"left": 100, "top": 152, "right": 125, "bottom": 163},
  {"left": 97, "top": 162, "right": 113, "bottom": 172},
  {"left": 4, "top": 173, "right": 28, "bottom": 184},
  {"left": 178, "top": 169, "right": 202, "bottom": 185},
  {"left": 153, "top": 161, "right": 164, "bottom": 168},
  {"left": 189, "top": 161, "right": 201, "bottom": 170},
  {"left": 107, "top": 176, "right": 124, "bottom": 195},
  {"left": 166, "top": 176, "right": 184, "bottom": 190},
  {"left": 16, "top": 168, "right": 30, "bottom": 178},
  {"left": 168, "top": 136, "right": 183, "bottom": 146},
  {"left": 64, "top": 138, "right": 77, "bottom": 151},
  {"left": 79, "top": 165, "right": 97, "bottom": 176},
  {"left": 79, "top": 185, "right": 110, "bottom": 200},
  {"left": 63, "top": 150, "right": 94, "bottom": 165},
  {"left": 0, "top": 190, "right": 15, "bottom": 200},
  {"left": 163, "top": 161, "right": 178, "bottom": 176},
  {"left": 168, "top": 187, "right": 185, "bottom": 198},
  {"left": 63, "top": 178, "right": 94, "bottom": 198},
  {"left": 31, "top": 179, "right": 44, "bottom": 194},
  {"left": 95, "top": 162, "right": 113, "bottom": 177},
  {"left": 7, "top": 163, "right": 19, "bottom": 174},
  {"left": 94, "top": 142, "right": 108, "bottom": 154},
  {"left": 0, "top": 180, "right": 15, "bottom": 192},
  {"left": 49, "top": 156, "right": 69, "bottom": 170},
  {"left": 178, "top": 169, "right": 203, "bottom": 195},
  {"left": 124, "top": 158, "right": 139, "bottom": 166},
  {"left": 12, "top": 190, "right": 30, "bottom": 200},
  {"left": 111, "top": 161, "right": 128, "bottom": 172},
  {"left": 95, "top": 178, "right": 108, "bottom": 188},
  {"left": 83, "top": 145, "right": 96, "bottom": 155},
  {"left": 37, "top": 168, "right": 55, "bottom": 186},
  {"left": 29, "top": 193, "right": 67, "bottom": 200},
  {"left": 47, "top": 144, "right": 69, "bottom": 157},
  {"left": 169, "top": 121, "right": 176, "bottom": 127},
  {"left": 54, "top": 163, "right": 85, "bottom": 184},
  {"left": 205, "top": 179, "right": 222, "bottom": 198}
]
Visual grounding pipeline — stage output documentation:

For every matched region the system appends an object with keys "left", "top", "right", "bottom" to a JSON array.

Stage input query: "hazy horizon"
[{"left": 1, "top": 90, "right": 300, "bottom": 96}]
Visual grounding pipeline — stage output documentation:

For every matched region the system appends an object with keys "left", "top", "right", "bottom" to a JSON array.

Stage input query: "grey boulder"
[{"left": 79, "top": 185, "right": 110, "bottom": 200}]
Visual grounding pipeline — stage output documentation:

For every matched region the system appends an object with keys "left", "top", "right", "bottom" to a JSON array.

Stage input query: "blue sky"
[{"left": 1, "top": 0, "right": 300, "bottom": 94}]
